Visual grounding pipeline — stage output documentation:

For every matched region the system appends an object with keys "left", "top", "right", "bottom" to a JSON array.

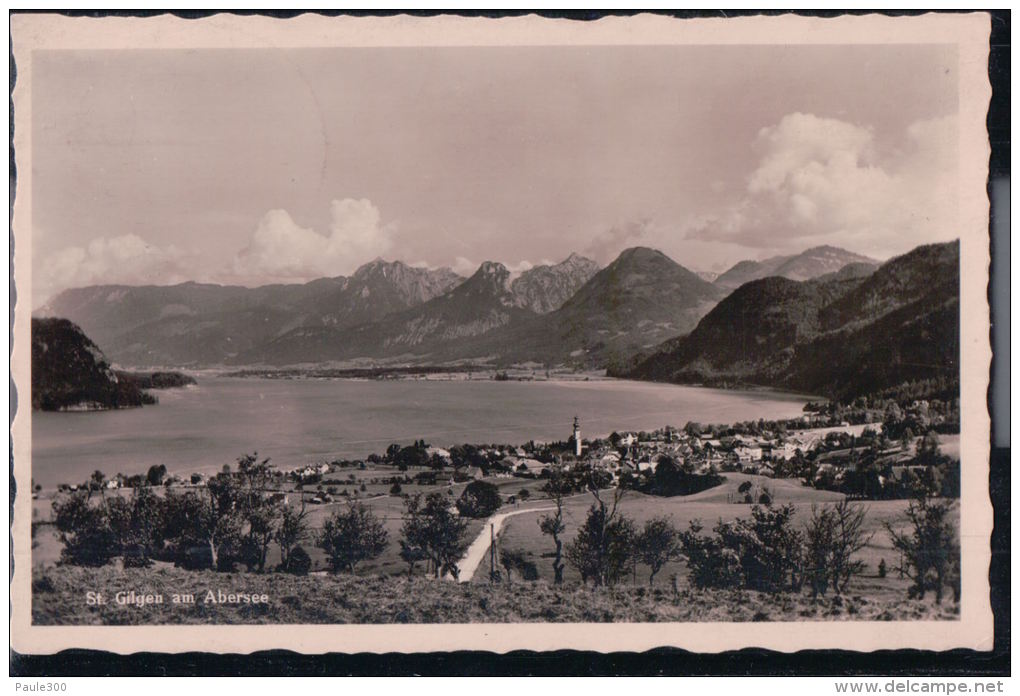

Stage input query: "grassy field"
[
  {"left": 31, "top": 472, "right": 956, "bottom": 612},
  {"left": 31, "top": 564, "right": 959, "bottom": 625},
  {"left": 478, "top": 473, "right": 950, "bottom": 608},
  {"left": 31, "top": 474, "right": 553, "bottom": 576}
]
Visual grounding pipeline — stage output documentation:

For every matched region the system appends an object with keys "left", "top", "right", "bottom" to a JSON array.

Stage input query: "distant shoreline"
[{"left": 221, "top": 365, "right": 612, "bottom": 382}]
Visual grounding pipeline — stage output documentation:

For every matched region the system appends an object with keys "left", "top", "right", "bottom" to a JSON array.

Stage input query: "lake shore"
[{"left": 30, "top": 376, "right": 813, "bottom": 489}]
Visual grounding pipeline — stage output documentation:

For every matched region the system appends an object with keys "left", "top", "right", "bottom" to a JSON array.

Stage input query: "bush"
[
  {"left": 679, "top": 521, "right": 743, "bottom": 589},
  {"left": 499, "top": 548, "right": 539, "bottom": 584},
  {"left": 681, "top": 503, "right": 802, "bottom": 593},
  {"left": 456, "top": 480, "right": 502, "bottom": 519},
  {"left": 285, "top": 546, "right": 312, "bottom": 575},
  {"left": 52, "top": 492, "right": 116, "bottom": 567}
]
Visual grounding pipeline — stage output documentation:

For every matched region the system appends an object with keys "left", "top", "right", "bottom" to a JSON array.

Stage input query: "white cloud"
[
  {"left": 583, "top": 219, "right": 654, "bottom": 264},
  {"left": 37, "top": 234, "right": 190, "bottom": 305},
  {"left": 232, "top": 198, "right": 394, "bottom": 281},
  {"left": 506, "top": 260, "right": 534, "bottom": 273},
  {"left": 451, "top": 256, "right": 478, "bottom": 276},
  {"left": 685, "top": 112, "right": 959, "bottom": 259}
]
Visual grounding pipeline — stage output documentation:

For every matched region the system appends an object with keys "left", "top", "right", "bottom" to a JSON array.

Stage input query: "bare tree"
[
  {"left": 885, "top": 492, "right": 958, "bottom": 604},
  {"left": 538, "top": 464, "right": 569, "bottom": 584},
  {"left": 805, "top": 500, "right": 872, "bottom": 597}
]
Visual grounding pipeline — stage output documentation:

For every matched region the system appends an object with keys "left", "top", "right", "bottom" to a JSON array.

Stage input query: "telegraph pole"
[{"left": 489, "top": 523, "right": 496, "bottom": 583}]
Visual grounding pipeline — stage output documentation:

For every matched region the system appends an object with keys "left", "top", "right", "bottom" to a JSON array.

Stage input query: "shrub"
[
  {"left": 681, "top": 503, "right": 802, "bottom": 593},
  {"left": 456, "top": 480, "right": 502, "bottom": 519},
  {"left": 878, "top": 558, "right": 888, "bottom": 578},
  {"left": 679, "top": 520, "right": 743, "bottom": 589},
  {"left": 499, "top": 547, "right": 537, "bottom": 584},
  {"left": 52, "top": 492, "right": 116, "bottom": 567},
  {"left": 285, "top": 546, "right": 312, "bottom": 575}
]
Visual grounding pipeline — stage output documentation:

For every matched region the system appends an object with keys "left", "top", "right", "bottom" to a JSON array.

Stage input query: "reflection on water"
[{"left": 31, "top": 377, "right": 810, "bottom": 487}]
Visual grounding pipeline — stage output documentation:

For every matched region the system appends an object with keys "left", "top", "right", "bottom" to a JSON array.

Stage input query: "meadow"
[
  {"left": 31, "top": 564, "right": 959, "bottom": 625},
  {"left": 32, "top": 469, "right": 958, "bottom": 624}
]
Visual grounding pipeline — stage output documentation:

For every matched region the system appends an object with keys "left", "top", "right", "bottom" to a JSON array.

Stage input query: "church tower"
[{"left": 572, "top": 416, "right": 582, "bottom": 457}]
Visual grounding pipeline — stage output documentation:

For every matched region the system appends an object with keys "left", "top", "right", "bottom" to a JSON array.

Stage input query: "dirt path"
[{"left": 455, "top": 505, "right": 555, "bottom": 582}]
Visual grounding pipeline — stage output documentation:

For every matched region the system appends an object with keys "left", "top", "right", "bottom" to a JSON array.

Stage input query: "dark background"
[{"left": 9, "top": 8, "right": 1010, "bottom": 677}]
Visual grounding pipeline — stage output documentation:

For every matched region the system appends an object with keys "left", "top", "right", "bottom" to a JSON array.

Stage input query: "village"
[{"left": 50, "top": 394, "right": 959, "bottom": 508}]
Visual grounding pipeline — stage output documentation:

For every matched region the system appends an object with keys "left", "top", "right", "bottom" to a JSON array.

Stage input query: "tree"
[
  {"left": 885, "top": 492, "right": 958, "bottom": 603},
  {"left": 106, "top": 484, "right": 165, "bottom": 566},
  {"left": 146, "top": 464, "right": 168, "bottom": 487},
  {"left": 394, "top": 444, "right": 428, "bottom": 471},
  {"left": 88, "top": 469, "right": 107, "bottom": 498},
  {"left": 236, "top": 454, "right": 283, "bottom": 572},
  {"left": 636, "top": 516, "right": 681, "bottom": 586},
  {"left": 276, "top": 500, "right": 309, "bottom": 572},
  {"left": 518, "top": 488, "right": 530, "bottom": 502},
  {"left": 52, "top": 491, "right": 116, "bottom": 566},
  {"left": 318, "top": 503, "right": 389, "bottom": 573},
  {"left": 198, "top": 473, "right": 244, "bottom": 570},
  {"left": 400, "top": 493, "right": 469, "bottom": 578},
  {"left": 565, "top": 488, "right": 636, "bottom": 588},
  {"left": 804, "top": 501, "right": 872, "bottom": 597},
  {"left": 916, "top": 431, "right": 941, "bottom": 465},
  {"left": 456, "top": 480, "right": 502, "bottom": 518},
  {"left": 537, "top": 465, "right": 569, "bottom": 584}
]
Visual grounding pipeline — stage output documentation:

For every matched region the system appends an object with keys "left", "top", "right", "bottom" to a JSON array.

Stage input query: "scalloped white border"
[{"left": 9, "top": 11, "right": 994, "bottom": 655}]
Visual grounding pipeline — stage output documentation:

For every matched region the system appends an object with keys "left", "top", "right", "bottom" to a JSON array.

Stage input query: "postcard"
[{"left": 10, "top": 11, "right": 994, "bottom": 655}]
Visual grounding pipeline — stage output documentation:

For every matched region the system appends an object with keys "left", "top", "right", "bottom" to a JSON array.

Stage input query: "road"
[{"left": 454, "top": 505, "right": 555, "bottom": 582}]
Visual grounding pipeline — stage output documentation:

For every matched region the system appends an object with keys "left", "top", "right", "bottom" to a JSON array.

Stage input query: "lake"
[{"left": 30, "top": 377, "right": 811, "bottom": 488}]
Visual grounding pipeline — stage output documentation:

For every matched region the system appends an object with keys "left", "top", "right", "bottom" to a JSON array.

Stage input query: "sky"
[{"left": 30, "top": 43, "right": 960, "bottom": 303}]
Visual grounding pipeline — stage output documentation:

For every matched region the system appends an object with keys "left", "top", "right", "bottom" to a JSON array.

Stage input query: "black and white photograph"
[{"left": 10, "top": 11, "right": 995, "bottom": 657}]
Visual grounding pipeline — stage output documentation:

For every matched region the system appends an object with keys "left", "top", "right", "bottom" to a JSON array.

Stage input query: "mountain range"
[
  {"left": 712, "top": 245, "right": 879, "bottom": 290},
  {"left": 37, "top": 244, "right": 901, "bottom": 371},
  {"left": 451, "top": 247, "right": 726, "bottom": 370},
  {"left": 621, "top": 241, "right": 959, "bottom": 401}
]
